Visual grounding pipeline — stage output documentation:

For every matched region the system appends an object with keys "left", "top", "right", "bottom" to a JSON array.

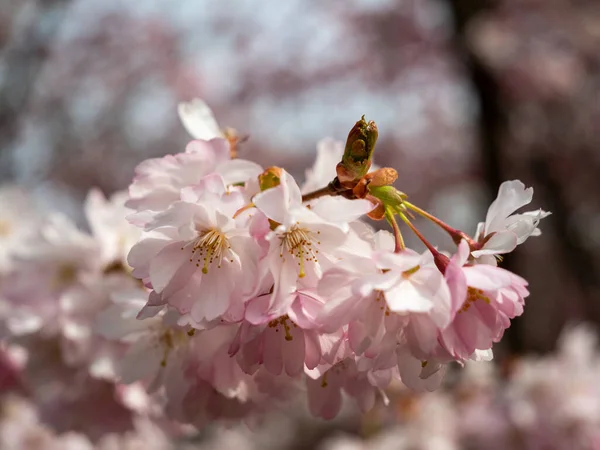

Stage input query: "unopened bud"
[
  {"left": 259, "top": 167, "right": 283, "bottom": 191},
  {"left": 365, "top": 168, "right": 398, "bottom": 187},
  {"left": 367, "top": 185, "right": 407, "bottom": 214},
  {"left": 337, "top": 116, "right": 378, "bottom": 185}
]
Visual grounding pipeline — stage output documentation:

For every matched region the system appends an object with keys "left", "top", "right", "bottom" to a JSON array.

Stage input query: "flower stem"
[
  {"left": 403, "top": 202, "right": 456, "bottom": 233},
  {"left": 301, "top": 179, "right": 352, "bottom": 203},
  {"left": 403, "top": 201, "right": 474, "bottom": 245},
  {"left": 398, "top": 212, "right": 437, "bottom": 256},
  {"left": 385, "top": 209, "right": 405, "bottom": 253},
  {"left": 398, "top": 212, "right": 449, "bottom": 272},
  {"left": 301, "top": 185, "right": 335, "bottom": 202}
]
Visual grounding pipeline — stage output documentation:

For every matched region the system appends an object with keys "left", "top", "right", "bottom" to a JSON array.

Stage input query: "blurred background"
[{"left": 1, "top": 0, "right": 600, "bottom": 446}]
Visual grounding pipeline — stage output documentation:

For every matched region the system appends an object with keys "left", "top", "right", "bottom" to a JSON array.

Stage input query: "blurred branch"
[
  {"left": 532, "top": 157, "right": 600, "bottom": 321},
  {"left": 0, "top": 0, "right": 71, "bottom": 179},
  {"left": 446, "top": 0, "right": 504, "bottom": 191},
  {"left": 445, "top": 0, "right": 525, "bottom": 352}
]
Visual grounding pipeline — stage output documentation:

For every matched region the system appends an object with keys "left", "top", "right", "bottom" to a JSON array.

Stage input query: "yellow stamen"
[
  {"left": 458, "top": 287, "right": 491, "bottom": 313},
  {"left": 268, "top": 315, "right": 296, "bottom": 341},
  {"left": 280, "top": 226, "right": 319, "bottom": 279},
  {"left": 185, "top": 229, "right": 230, "bottom": 274}
]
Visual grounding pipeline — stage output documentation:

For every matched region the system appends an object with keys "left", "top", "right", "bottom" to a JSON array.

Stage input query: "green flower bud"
[
  {"left": 259, "top": 167, "right": 283, "bottom": 191},
  {"left": 337, "top": 116, "right": 378, "bottom": 185},
  {"left": 367, "top": 185, "right": 407, "bottom": 214}
]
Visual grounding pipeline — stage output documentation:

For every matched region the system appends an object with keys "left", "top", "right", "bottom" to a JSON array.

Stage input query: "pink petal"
[
  {"left": 304, "top": 331, "right": 322, "bottom": 370},
  {"left": 463, "top": 265, "right": 513, "bottom": 291},
  {"left": 148, "top": 242, "right": 189, "bottom": 293},
  {"left": 263, "top": 328, "right": 283, "bottom": 375},
  {"left": 128, "top": 238, "right": 170, "bottom": 279},
  {"left": 191, "top": 272, "right": 231, "bottom": 321},
  {"left": 283, "top": 325, "right": 305, "bottom": 376},
  {"left": 252, "top": 170, "right": 301, "bottom": 223},
  {"left": 444, "top": 259, "right": 468, "bottom": 317}
]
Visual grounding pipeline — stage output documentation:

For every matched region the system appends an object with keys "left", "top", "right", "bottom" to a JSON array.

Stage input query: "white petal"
[
  {"left": 310, "top": 197, "right": 375, "bottom": 224},
  {"left": 216, "top": 159, "right": 263, "bottom": 186},
  {"left": 485, "top": 180, "right": 533, "bottom": 235},
  {"left": 301, "top": 138, "right": 343, "bottom": 194},
  {"left": 253, "top": 182, "right": 290, "bottom": 224},
  {"left": 385, "top": 281, "right": 434, "bottom": 314},
  {"left": 472, "top": 231, "right": 517, "bottom": 256},
  {"left": 177, "top": 98, "right": 223, "bottom": 140}
]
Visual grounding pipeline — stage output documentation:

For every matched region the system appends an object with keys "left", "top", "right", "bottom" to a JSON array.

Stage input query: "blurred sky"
[{"left": 3, "top": 0, "right": 478, "bottom": 213}]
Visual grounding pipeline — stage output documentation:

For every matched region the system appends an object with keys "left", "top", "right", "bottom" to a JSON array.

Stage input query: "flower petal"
[
  {"left": 177, "top": 98, "right": 223, "bottom": 140},
  {"left": 484, "top": 180, "right": 533, "bottom": 235}
]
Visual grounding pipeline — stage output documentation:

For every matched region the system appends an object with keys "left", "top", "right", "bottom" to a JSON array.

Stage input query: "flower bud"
[
  {"left": 367, "top": 185, "right": 407, "bottom": 214},
  {"left": 336, "top": 116, "right": 378, "bottom": 185},
  {"left": 259, "top": 166, "right": 283, "bottom": 191},
  {"left": 352, "top": 168, "right": 398, "bottom": 199},
  {"left": 366, "top": 168, "right": 398, "bottom": 187}
]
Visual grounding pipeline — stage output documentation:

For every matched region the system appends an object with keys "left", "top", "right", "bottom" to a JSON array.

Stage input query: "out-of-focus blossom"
[
  {"left": 0, "top": 187, "right": 39, "bottom": 274},
  {"left": 84, "top": 189, "right": 140, "bottom": 269},
  {"left": 301, "top": 138, "right": 344, "bottom": 194}
]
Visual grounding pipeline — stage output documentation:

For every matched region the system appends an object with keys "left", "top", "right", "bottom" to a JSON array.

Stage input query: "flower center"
[
  {"left": 279, "top": 225, "right": 320, "bottom": 278},
  {"left": 458, "top": 287, "right": 491, "bottom": 314},
  {"left": 187, "top": 229, "right": 231, "bottom": 274},
  {"left": 268, "top": 315, "right": 297, "bottom": 341}
]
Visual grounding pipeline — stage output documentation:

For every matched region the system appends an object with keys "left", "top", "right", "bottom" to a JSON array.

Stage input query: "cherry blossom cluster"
[
  {"left": 0, "top": 99, "right": 549, "bottom": 440},
  {"left": 185, "top": 325, "right": 600, "bottom": 450}
]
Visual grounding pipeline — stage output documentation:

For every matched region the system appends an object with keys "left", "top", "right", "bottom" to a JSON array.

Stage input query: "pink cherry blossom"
[
  {"left": 127, "top": 175, "right": 260, "bottom": 326},
  {"left": 440, "top": 240, "right": 529, "bottom": 361},
  {"left": 229, "top": 314, "right": 323, "bottom": 378},
  {"left": 249, "top": 170, "right": 375, "bottom": 321},
  {"left": 84, "top": 189, "right": 140, "bottom": 269},
  {"left": 2, "top": 214, "right": 101, "bottom": 336},
  {"left": 0, "top": 95, "right": 551, "bottom": 433},
  {"left": 126, "top": 138, "right": 262, "bottom": 226},
  {"left": 0, "top": 186, "right": 39, "bottom": 274},
  {"left": 306, "top": 358, "right": 391, "bottom": 420}
]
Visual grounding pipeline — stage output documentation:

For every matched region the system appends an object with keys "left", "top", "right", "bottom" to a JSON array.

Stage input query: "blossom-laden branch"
[{"left": 0, "top": 98, "right": 550, "bottom": 437}]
